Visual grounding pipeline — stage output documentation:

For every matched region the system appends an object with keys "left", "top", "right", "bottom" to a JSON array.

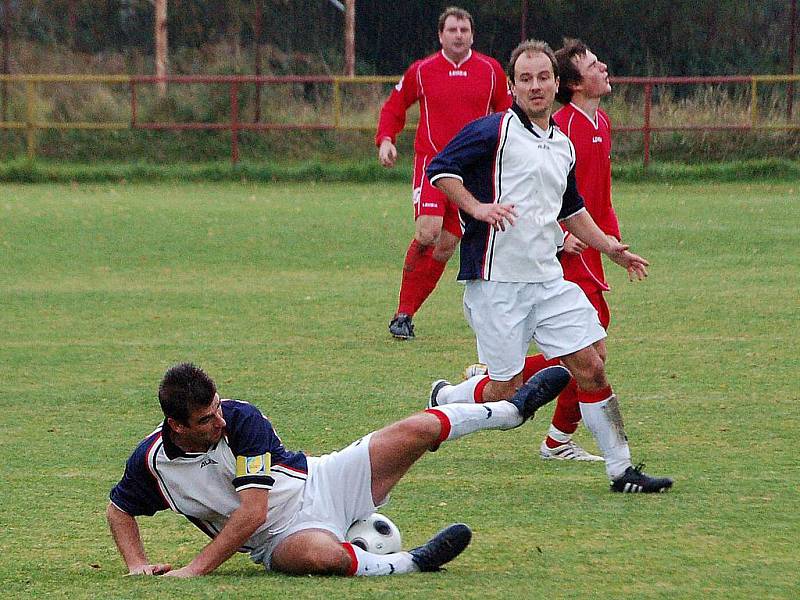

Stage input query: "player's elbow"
[{"left": 237, "top": 490, "right": 269, "bottom": 531}]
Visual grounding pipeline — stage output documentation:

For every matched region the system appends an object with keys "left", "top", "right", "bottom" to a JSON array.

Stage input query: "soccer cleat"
[
  {"left": 389, "top": 313, "right": 415, "bottom": 339},
  {"left": 463, "top": 363, "right": 488, "bottom": 380},
  {"left": 508, "top": 366, "right": 571, "bottom": 422},
  {"left": 610, "top": 464, "right": 673, "bottom": 493},
  {"left": 428, "top": 379, "right": 450, "bottom": 408},
  {"left": 539, "top": 439, "right": 604, "bottom": 462},
  {"left": 409, "top": 523, "right": 472, "bottom": 572}
]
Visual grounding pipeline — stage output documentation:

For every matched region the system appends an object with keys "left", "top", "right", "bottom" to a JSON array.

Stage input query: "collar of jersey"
[
  {"left": 440, "top": 48, "right": 472, "bottom": 68},
  {"left": 511, "top": 102, "right": 555, "bottom": 139},
  {"left": 161, "top": 419, "right": 217, "bottom": 460}
]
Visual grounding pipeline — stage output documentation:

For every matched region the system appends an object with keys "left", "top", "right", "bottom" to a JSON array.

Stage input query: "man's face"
[
  {"left": 438, "top": 16, "right": 473, "bottom": 61},
  {"left": 573, "top": 50, "right": 611, "bottom": 99},
  {"left": 172, "top": 393, "right": 226, "bottom": 451},
  {"left": 511, "top": 52, "right": 558, "bottom": 123}
]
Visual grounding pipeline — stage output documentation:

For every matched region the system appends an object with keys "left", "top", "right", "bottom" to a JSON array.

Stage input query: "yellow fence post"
[{"left": 25, "top": 79, "right": 36, "bottom": 161}]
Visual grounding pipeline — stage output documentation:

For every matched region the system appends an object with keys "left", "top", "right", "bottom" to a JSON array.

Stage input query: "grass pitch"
[{"left": 0, "top": 180, "right": 797, "bottom": 599}]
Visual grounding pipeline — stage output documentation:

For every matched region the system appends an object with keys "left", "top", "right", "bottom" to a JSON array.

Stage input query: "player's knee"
[
  {"left": 432, "top": 239, "right": 457, "bottom": 262},
  {"left": 575, "top": 358, "right": 607, "bottom": 390},
  {"left": 484, "top": 379, "right": 518, "bottom": 402},
  {"left": 414, "top": 220, "right": 442, "bottom": 247},
  {"left": 401, "top": 413, "right": 441, "bottom": 444},
  {"left": 414, "top": 229, "right": 438, "bottom": 247}
]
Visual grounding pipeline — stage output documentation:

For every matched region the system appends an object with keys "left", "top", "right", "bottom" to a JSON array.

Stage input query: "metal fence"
[{"left": 1, "top": 73, "right": 799, "bottom": 166}]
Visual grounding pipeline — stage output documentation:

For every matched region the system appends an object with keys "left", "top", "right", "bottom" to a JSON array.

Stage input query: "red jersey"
[
  {"left": 553, "top": 103, "right": 620, "bottom": 295},
  {"left": 376, "top": 50, "right": 511, "bottom": 156}
]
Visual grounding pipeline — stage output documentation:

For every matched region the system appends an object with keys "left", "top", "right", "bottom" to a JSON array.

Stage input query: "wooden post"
[
  {"left": 520, "top": 0, "right": 528, "bottom": 41},
  {"left": 230, "top": 81, "right": 240, "bottom": 165},
  {"left": 344, "top": 0, "right": 355, "bottom": 77},
  {"left": 1, "top": 0, "right": 10, "bottom": 123},
  {"left": 643, "top": 84, "right": 652, "bottom": 169},
  {"left": 154, "top": 0, "right": 168, "bottom": 98},
  {"left": 254, "top": 1, "right": 262, "bottom": 123},
  {"left": 25, "top": 80, "right": 36, "bottom": 160},
  {"left": 789, "top": 0, "right": 797, "bottom": 119}
]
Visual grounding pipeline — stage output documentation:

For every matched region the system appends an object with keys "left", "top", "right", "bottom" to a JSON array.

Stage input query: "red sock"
[
  {"left": 473, "top": 376, "right": 490, "bottom": 403},
  {"left": 576, "top": 385, "right": 613, "bottom": 404},
  {"left": 411, "top": 254, "right": 447, "bottom": 314},
  {"left": 545, "top": 378, "right": 581, "bottom": 447},
  {"left": 521, "top": 354, "right": 561, "bottom": 380},
  {"left": 397, "top": 239, "right": 432, "bottom": 316}
]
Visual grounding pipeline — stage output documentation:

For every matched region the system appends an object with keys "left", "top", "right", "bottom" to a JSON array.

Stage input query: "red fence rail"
[{"left": 1, "top": 73, "right": 798, "bottom": 167}]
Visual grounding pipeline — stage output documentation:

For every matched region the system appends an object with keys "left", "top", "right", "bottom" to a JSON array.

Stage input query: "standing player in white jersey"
[
  {"left": 107, "top": 361, "right": 569, "bottom": 577},
  {"left": 463, "top": 40, "right": 623, "bottom": 462},
  {"left": 376, "top": 6, "right": 511, "bottom": 340},
  {"left": 425, "top": 40, "right": 673, "bottom": 493}
]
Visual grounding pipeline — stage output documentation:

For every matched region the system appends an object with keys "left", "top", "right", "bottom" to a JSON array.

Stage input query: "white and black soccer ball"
[{"left": 345, "top": 513, "right": 402, "bottom": 555}]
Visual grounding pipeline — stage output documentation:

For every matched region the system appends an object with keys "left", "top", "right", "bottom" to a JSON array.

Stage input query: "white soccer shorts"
[
  {"left": 463, "top": 277, "right": 607, "bottom": 380},
  {"left": 252, "top": 432, "right": 379, "bottom": 569}
]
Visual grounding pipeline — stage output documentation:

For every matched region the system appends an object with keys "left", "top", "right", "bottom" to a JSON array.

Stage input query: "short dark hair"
[
  {"left": 438, "top": 6, "right": 474, "bottom": 33},
  {"left": 555, "top": 38, "right": 589, "bottom": 104},
  {"left": 507, "top": 39, "right": 558, "bottom": 83},
  {"left": 158, "top": 362, "right": 217, "bottom": 423}
]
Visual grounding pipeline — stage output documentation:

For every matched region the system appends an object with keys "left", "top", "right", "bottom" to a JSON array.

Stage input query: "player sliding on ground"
[{"left": 107, "top": 362, "right": 570, "bottom": 577}]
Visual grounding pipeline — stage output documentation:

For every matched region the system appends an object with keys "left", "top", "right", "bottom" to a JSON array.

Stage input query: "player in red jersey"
[
  {"left": 540, "top": 39, "right": 621, "bottom": 461},
  {"left": 376, "top": 6, "right": 511, "bottom": 340}
]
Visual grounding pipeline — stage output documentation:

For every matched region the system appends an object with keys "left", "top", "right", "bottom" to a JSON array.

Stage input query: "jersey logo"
[
  {"left": 592, "top": 136, "right": 603, "bottom": 143},
  {"left": 449, "top": 69, "right": 468, "bottom": 77},
  {"left": 200, "top": 457, "right": 218, "bottom": 468},
  {"left": 236, "top": 454, "right": 270, "bottom": 477}
]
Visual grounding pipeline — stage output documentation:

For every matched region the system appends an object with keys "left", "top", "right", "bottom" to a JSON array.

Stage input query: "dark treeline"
[{"left": 2, "top": 0, "right": 797, "bottom": 76}]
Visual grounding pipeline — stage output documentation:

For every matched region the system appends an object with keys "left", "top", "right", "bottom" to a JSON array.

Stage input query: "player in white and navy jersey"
[
  {"left": 107, "top": 361, "right": 571, "bottom": 577},
  {"left": 425, "top": 40, "right": 673, "bottom": 494}
]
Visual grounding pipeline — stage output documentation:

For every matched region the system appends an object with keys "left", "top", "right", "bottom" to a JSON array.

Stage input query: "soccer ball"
[{"left": 345, "top": 513, "right": 402, "bottom": 554}]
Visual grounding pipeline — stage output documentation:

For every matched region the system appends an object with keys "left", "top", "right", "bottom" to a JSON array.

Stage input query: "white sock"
[
  {"left": 579, "top": 395, "right": 632, "bottom": 479},
  {"left": 347, "top": 543, "right": 417, "bottom": 576},
  {"left": 434, "top": 376, "right": 483, "bottom": 405},
  {"left": 547, "top": 424, "right": 572, "bottom": 444},
  {"left": 429, "top": 400, "right": 522, "bottom": 442}
]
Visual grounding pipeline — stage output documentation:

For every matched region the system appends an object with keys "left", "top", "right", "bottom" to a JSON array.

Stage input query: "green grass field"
[{"left": 1, "top": 180, "right": 797, "bottom": 599}]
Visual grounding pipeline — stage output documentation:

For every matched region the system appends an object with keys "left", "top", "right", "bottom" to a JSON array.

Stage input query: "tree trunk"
[
  {"left": 228, "top": 0, "right": 242, "bottom": 72},
  {"left": 155, "top": 0, "right": 168, "bottom": 98},
  {"left": 1, "top": 0, "right": 10, "bottom": 122},
  {"left": 254, "top": 1, "right": 262, "bottom": 123},
  {"left": 344, "top": 0, "right": 355, "bottom": 76},
  {"left": 67, "top": 0, "right": 78, "bottom": 50}
]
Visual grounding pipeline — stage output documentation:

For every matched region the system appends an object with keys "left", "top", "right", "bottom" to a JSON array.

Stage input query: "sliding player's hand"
[{"left": 126, "top": 563, "right": 173, "bottom": 576}]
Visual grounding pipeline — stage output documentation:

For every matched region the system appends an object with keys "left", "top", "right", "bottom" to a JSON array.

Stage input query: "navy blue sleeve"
[
  {"left": 223, "top": 400, "right": 307, "bottom": 490},
  {"left": 427, "top": 113, "right": 503, "bottom": 187},
  {"left": 558, "top": 163, "right": 585, "bottom": 221},
  {"left": 109, "top": 434, "right": 168, "bottom": 517}
]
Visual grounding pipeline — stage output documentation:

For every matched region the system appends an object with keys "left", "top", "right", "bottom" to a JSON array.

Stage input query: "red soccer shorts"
[
  {"left": 584, "top": 289, "right": 611, "bottom": 330},
  {"left": 412, "top": 153, "right": 463, "bottom": 238}
]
